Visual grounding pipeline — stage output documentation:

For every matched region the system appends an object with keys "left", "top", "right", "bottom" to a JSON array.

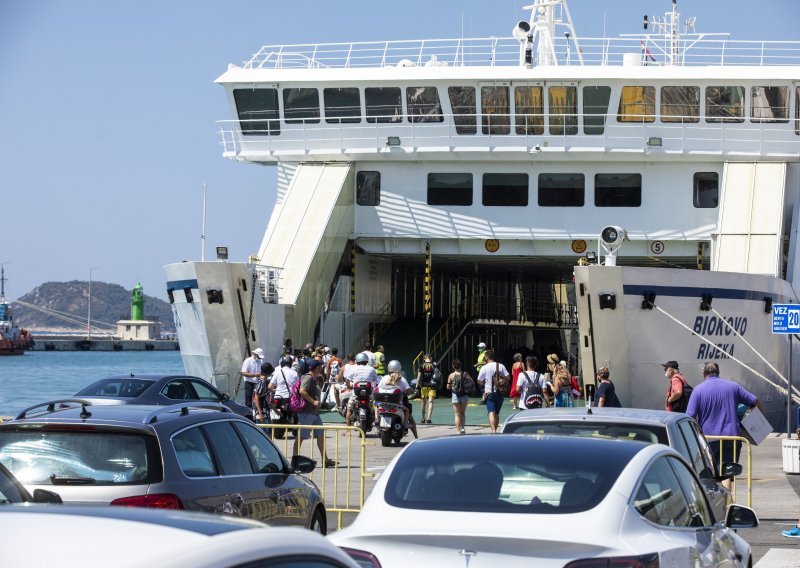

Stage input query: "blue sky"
[{"left": 1, "top": 0, "right": 796, "bottom": 302}]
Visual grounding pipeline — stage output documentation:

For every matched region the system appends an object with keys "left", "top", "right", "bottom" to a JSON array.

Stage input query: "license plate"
[
  {"left": 270, "top": 410, "right": 280, "bottom": 420},
  {"left": 359, "top": 408, "right": 366, "bottom": 417},
  {"left": 380, "top": 416, "right": 392, "bottom": 428}
]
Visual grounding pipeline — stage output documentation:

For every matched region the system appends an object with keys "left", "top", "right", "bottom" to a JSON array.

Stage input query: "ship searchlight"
[{"left": 599, "top": 226, "right": 627, "bottom": 266}]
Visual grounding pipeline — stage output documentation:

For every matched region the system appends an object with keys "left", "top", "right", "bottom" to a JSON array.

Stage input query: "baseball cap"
[
  {"left": 252, "top": 348, "right": 264, "bottom": 358},
  {"left": 307, "top": 359, "right": 323, "bottom": 370},
  {"left": 662, "top": 360, "right": 679, "bottom": 370},
  {"left": 477, "top": 342, "right": 486, "bottom": 349}
]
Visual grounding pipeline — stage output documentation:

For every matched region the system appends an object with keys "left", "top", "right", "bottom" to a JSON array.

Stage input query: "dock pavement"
[{"left": 316, "top": 402, "right": 800, "bottom": 567}]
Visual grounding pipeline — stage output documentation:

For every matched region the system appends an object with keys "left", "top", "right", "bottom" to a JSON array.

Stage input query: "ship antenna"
[{"left": 0, "top": 262, "right": 7, "bottom": 301}]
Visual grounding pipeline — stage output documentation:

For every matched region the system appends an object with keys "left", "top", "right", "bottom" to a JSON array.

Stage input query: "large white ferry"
[{"left": 165, "top": 0, "right": 800, "bottom": 429}]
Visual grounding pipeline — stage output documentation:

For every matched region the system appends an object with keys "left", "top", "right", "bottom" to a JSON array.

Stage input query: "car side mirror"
[
  {"left": 725, "top": 504, "right": 758, "bottom": 529},
  {"left": 32, "top": 489, "right": 63, "bottom": 504},
  {"left": 718, "top": 462, "right": 742, "bottom": 481},
  {"left": 220, "top": 393, "right": 230, "bottom": 402},
  {"left": 290, "top": 455, "right": 317, "bottom": 474}
]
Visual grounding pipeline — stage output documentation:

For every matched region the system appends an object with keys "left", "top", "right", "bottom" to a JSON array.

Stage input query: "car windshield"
[
  {"left": 0, "top": 430, "right": 159, "bottom": 485},
  {"left": 76, "top": 379, "right": 154, "bottom": 398},
  {"left": 504, "top": 421, "right": 668, "bottom": 444},
  {"left": 384, "top": 438, "right": 632, "bottom": 514}
]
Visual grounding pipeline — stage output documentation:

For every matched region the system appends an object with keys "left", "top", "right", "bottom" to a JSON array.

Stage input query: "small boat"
[{"left": 0, "top": 267, "right": 34, "bottom": 355}]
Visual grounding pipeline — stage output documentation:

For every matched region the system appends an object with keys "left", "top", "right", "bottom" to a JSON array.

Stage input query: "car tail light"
[
  {"left": 565, "top": 554, "right": 659, "bottom": 568},
  {"left": 340, "top": 547, "right": 382, "bottom": 568},
  {"left": 110, "top": 493, "right": 184, "bottom": 509}
]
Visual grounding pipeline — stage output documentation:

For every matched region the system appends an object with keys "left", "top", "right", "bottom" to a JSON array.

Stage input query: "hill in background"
[{"left": 13, "top": 281, "right": 175, "bottom": 333}]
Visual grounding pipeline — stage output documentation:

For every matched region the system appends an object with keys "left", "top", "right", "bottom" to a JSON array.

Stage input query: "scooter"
[
  {"left": 374, "top": 389, "right": 408, "bottom": 447},
  {"left": 269, "top": 396, "right": 297, "bottom": 439},
  {"left": 351, "top": 380, "right": 375, "bottom": 434}
]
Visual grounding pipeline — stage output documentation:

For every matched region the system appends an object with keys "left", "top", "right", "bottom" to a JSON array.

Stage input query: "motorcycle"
[
  {"left": 269, "top": 396, "right": 298, "bottom": 439},
  {"left": 351, "top": 380, "right": 375, "bottom": 434},
  {"left": 374, "top": 389, "right": 408, "bottom": 447}
]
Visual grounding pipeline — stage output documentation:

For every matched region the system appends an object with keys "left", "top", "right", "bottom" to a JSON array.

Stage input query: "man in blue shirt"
[{"left": 686, "top": 361, "right": 764, "bottom": 489}]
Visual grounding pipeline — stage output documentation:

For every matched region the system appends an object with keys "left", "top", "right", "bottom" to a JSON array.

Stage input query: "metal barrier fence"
[
  {"left": 257, "top": 423, "right": 372, "bottom": 530},
  {"left": 705, "top": 435, "right": 752, "bottom": 508}
]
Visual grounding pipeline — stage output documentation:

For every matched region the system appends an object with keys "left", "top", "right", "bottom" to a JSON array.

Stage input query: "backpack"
[
  {"left": 289, "top": 377, "right": 307, "bottom": 413},
  {"left": 328, "top": 357, "right": 341, "bottom": 379},
  {"left": 521, "top": 372, "right": 544, "bottom": 409},
  {"left": 494, "top": 364, "right": 510, "bottom": 396},
  {"left": 570, "top": 375, "right": 582, "bottom": 398},
  {"left": 671, "top": 378, "right": 693, "bottom": 413},
  {"left": 462, "top": 372, "right": 477, "bottom": 396},
  {"left": 430, "top": 366, "right": 443, "bottom": 389}
]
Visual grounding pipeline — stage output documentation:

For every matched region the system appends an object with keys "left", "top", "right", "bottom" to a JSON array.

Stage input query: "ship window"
[
  {"left": 583, "top": 86, "right": 611, "bottom": 134},
  {"left": 751, "top": 86, "right": 789, "bottom": 123},
  {"left": 595, "top": 174, "right": 641, "bottom": 207},
  {"left": 427, "top": 173, "right": 473, "bottom": 206},
  {"left": 661, "top": 86, "right": 700, "bottom": 123},
  {"left": 407, "top": 87, "right": 443, "bottom": 123},
  {"left": 324, "top": 88, "right": 361, "bottom": 124},
  {"left": 365, "top": 87, "right": 403, "bottom": 123},
  {"left": 481, "top": 86, "right": 510, "bottom": 135},
  {"left": 549, "top": 86, "right": 578, "bottom": 134},
  {"left": 356, "top": 171, "right": 380, "bottom": 206},
  {"left": 482, "top": 173, "right": 528, "bottom": 206},
  {"left": 282, "top": 88, "right": 320, "bottom": 124},
  {"left": 617, "top": 86, "right": 655, "bottom": 123},
  {"left": 514, "top": 86, "right": 544, "bottom": 135},
  {"left": 796, "top": 87, "right": 800, "bottom": 135},
  {"left": 538, "top": 174, "right": 585, "bottom": 207},
  {"left": 705, "top": 86, "right": 744, "bottom": 123},
  {"left": 693, "top": 172, "right": 719, "bottom": 208},
  {"left": 448, "top": 86, "right": 477, "bottom": 135},
  {"left": 233, "top": 88, "right": 280, "bottom": 136}
]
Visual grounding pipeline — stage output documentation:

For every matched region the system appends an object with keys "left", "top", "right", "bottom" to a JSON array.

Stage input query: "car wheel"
[{"left": 309, "top": 507, "right": 326, "bottom": 534}]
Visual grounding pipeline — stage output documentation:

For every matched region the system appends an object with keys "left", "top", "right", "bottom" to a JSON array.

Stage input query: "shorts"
[
  {"left": 708, "top": 439, "right": 742, "bottom": 470},
  {"left": 296, "top": 412, "right": 324, "bottom": 440},
  {"left": 485, "top": 393, "right": 504, "bottom": 414},
  {"left": 420, "top": 386, "right": 436, "bottom": 399},
  {"left": 451, "top": 393, "right": 469, "bottom": 405}
]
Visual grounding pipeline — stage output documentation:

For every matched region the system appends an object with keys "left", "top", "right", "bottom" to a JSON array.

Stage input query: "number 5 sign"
[{"left": 650, "top": 240, "right": 665, "bottom": 255}]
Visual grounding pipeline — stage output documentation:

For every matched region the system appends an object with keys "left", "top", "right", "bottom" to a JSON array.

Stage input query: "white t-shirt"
[
  {"left": 241, "top": 356, "right": 262, "bottom": 384},
  {"left": 477, "top": 362, "right": 510, "bottom": 395},
  {"left": 377, "top": 375, "right": 410, "bottom": 393},
  {"left": 346, "top": 364, "right": 378, "bottom": 388},
  {"left": 516, "top": 370, "right": 544, "bottom": 401},
  {"left": 269, "top": 367, "right": 300, "bottom": 399}
]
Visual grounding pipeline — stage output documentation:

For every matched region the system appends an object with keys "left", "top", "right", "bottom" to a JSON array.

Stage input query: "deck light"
[
  {"left": 386, "top": 136, "right": 401, "bottom": 146},
  {"left": 764, "top": 296, "right": 773, "bottom": 313},
  {"left": 599, "top": 293, "right": 616, "bottom": 310},
  {"left": 647, "top": 137, "right": 662, "bottom": 147},
  {"left": 700, "top": 294, "right": 713, "bottom": 311},
  {"left": 216, "top": 246, "right": 228, "bottom": 260}
]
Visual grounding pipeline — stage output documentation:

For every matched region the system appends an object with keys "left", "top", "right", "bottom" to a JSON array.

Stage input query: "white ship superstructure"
[{"left": 165, "top": 1, "right": 800, "bottom": 429}]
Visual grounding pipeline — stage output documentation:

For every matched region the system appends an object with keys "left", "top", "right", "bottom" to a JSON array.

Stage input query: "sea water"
[{"left": 0, "top": 350, "right": 184, "bottom": 417}]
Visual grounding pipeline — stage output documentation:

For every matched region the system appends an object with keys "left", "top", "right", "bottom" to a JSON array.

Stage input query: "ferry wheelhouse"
[{"left": 165, "top": 0, "right": 800, "bottom": 429}]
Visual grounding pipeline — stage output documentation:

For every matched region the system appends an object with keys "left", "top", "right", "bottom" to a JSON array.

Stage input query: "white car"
[
  {"left": 329, "top": 435, "right": 757, "bottom": 567},
  {"left": 1, "top": 505, "right": 360, "bottom": 568}
]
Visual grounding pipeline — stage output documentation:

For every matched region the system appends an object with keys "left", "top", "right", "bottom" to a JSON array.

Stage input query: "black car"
[{"left": 75, "top": 374, "right": 251, "bottom": 419}]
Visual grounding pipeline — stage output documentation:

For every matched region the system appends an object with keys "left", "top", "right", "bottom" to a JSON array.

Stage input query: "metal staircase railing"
[
  {"left": 412, "top": 313, "right": 464, "bottom": 375},
  {"left": 351, "top": 300, "right": 394, "bottom": 353}
]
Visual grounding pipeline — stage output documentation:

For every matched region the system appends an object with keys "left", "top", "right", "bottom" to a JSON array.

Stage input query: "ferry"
[
  {"left": 165, "top": 0, "right": 800, "bottom": 430},
  {"left": 0, "top": 266, "right": 34, "bottom": 355}
]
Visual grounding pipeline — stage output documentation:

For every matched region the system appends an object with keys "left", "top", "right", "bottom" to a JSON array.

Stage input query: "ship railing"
[
  {"left": 218, "top": 111, "right": 800, "bottom": 159},
  {"left": 242, "top": 37, "right": 800, "bottom": 69}
]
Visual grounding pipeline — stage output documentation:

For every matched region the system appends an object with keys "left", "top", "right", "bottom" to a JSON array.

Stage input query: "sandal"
[{"left": 324, "top": 458, "right": 337, "bottom": 468}]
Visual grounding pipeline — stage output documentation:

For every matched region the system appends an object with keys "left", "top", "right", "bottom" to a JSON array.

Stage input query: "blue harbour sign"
[{"left": 772, "top": 304, "right": 800, "bottom": 334}]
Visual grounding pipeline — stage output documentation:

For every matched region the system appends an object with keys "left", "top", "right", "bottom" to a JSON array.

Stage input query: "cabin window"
[
  {"left": 481, "top": 86, "right": 510, "bottom": 135},
  {"left": 705, "top": 87, "right": 744, "bottom": 123},
  {"left": 407, "top": 87, "right": 443, "bottom": 123},
  {"left": 583, "top": 86, "right": 611, "bottom": 135},
  {"left": 693, "top": 172, "right": 719, "bottom": 208},
  {"left": 324, "top": 88, "right": 361, "bottom": 124},
  {"left": 365, "top": 87, "right": 403, "bottom": 123},
  {"left": 482, "top": 173, "right": 528, "bottom": 206},
  {"left": 661, "top": 86, "right": 700, "bottom": 123},
  {"left": 796, "top": 87, "right": 800, "bottom": 135},
  {"left": 282, "top": 88, "right": 320, "bottom": 124},
  {"left": 233, "top": 88, "right": 280, "bottom": 136},
  {"left": 356, "top": 171, "right": 381, "bottom": 206},
  {"left": 617, "top": 86, "right": 655, "bottom": 123},
  {"left": 538, "top": 174, "right": 585, "bottom": 207},
  {"left": 514, "top": 86, "right": 544, "bottom": 135},
  {"left": 595, "top": 174, "right": 642, "bottom": 207},
  {"left": 427, "top": 173, "right": 473, "bottom": 206},
  {"left": 549, "top": 86, "right": 578, "bottom": 135},
  {"left": 751, "top": 86, "right": 789, "bottom": 123},
  {"left": 448, "top": 87, "right": 477, "bottom": 135}
]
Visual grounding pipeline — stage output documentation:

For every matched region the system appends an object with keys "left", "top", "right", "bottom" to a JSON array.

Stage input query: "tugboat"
[{"left": 0, "top": 266, "right": 34, "bottom": 355}]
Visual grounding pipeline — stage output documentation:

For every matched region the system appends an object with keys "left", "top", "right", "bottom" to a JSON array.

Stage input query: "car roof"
[
  {"left": 504, "top": 407, "right": 683, "bottom": 428},
  {"left": 90, "top": 373, "right": 205, "bottom": 382},
  {"left": 3, "top": 400, "right": 236, "bottom": 428}
]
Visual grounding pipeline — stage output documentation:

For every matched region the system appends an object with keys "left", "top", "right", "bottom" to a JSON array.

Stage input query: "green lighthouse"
[{"left": 131, "top": 283, "right": 144, "bottom": 321}]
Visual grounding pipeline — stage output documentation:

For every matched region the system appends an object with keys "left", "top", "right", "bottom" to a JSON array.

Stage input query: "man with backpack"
[
  {"left": 476, "top": 349, "right": 510, "bottom": 433},
  {"left": 663, "top": 360, "right": 692, "bottom": 412}
]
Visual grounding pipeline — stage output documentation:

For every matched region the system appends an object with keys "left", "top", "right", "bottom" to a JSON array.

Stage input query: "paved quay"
[{"left": 311, "top": 401, "right": 800, "bottom": 566}]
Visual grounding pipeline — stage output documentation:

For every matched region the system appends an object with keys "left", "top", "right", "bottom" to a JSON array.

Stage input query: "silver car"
[
  {"left": 501, "top": 407, "right": 738, "bottom": 521},
  {"left": 0, "top": 400, "right": 327, "bottom": 532}
]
